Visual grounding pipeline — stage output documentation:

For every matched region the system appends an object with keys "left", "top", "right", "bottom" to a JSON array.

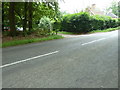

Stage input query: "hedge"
[{"left": 61, "top": 12, "right": 119, "bottom": 33}]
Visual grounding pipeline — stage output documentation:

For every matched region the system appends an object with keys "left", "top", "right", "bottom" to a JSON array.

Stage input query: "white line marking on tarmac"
[
  {"left": 82, "top": 38, "right": 106, "bottom": 46},
  {"left": 0, "top": 51, "right": 59, "bottom": 68}
]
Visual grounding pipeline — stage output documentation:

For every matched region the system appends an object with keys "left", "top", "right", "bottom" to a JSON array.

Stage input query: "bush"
[
  {"left": 61, "top": 12, "right": 119, "bottom": 33},
  {"left": 118, "top": 18, "right": 120, "bottom": 26},
  {"left": 52, "top": 21, "right": 61, "bottom": 34},
  {"left": 61, "top": 12, "right": 92, "bottom": 33},
  {"left": 90, "top": 15, "right": 112, "bottom": 30},
  {"left": 38, "top": 16, "right": 52, "bottom": 35}
]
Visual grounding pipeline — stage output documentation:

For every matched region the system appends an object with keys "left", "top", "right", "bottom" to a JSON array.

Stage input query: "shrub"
[
  {"left": 61, "top": 12, "right": 119, "bottom": 33},
  {"left": 118, "top": 18, "right": 120, "bottom": 26},
  {"left": 52, "top": 21, "right": 61, "bottom": 34},
  {"left": 38, "top": 16, "right": 52, "bottom": 35},
  {"left": 90, "top": 15, "right": 112, "bottom": 30},
  {"left": 61, "top": 12, "right": 92, "bottom": 33}
]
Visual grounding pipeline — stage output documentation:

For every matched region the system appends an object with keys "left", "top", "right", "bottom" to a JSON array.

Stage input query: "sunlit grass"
[
  {"left": 90, "top": 27, "right": 120, "bottom": 33},
  {"left": 58, "top": 31, "right": 76, "bottom": 35}
]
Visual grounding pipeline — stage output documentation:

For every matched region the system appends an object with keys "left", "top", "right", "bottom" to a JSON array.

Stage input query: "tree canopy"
[
  {"left": 106, "top": 1, "right": 119, "bottom": 16},
  {"left": 2, "top": 1, "right": 62, "bottom": 36}
]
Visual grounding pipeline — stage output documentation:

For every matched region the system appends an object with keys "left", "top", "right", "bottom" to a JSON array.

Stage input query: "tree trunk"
[
  {"left": 28, "top": 2, "right": 33, "bottom": 33},
  {"left": 23, "top": 2, "right": 28, "bottom": 35},
  {"left": 9, "top": 2, "right": 16, "bottom": 37},
  {"left": 2, "top": 2, "right": 4, "bottom": 31}
]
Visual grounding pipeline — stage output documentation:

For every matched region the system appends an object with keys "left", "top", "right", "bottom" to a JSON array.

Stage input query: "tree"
[
  {"left": 2, "top": 2, "right": 4, "bottom": 31},
  {"left": 28, "top": 2, "right": 33, "bottom": 32},
  {"left": 118, "top": 1, "right": 120, "bottom": 18},
  {"left": 9, "top": 2, "right": 16, "bottom": 36},
  {"left": 23, "top": 2, "right": 28, "bottom": 35},
  {"left": 107, "top": 1, "right": 119, "bottom": 16},
  {"left": 2, "top": 2, "right": 9, "bottom": 31},
  {"left": 2, "top": 1, "right": 62, "bottom": 36}
]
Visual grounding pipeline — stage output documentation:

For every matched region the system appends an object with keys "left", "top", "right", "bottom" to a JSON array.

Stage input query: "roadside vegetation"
[
  {"left": 61, "top": 12, "right": 120, "bottom": 33},
  {"left": 2, "top": 1, "right": 63, "bottom": 47},
  {"left": 2, "top": 35, "right": 63, "bottom": 48},
  {"left": 2, "top": 1, "right": 120, "bottom": 47},
  {"left": 59, "top": 27, "right": 120, "bottom": 35},
  {"left": 90, "top": 26, "right": 120, "bottom": 33},
  {"left": 58, "top": 31, "right": 76, "bottom": 35}
]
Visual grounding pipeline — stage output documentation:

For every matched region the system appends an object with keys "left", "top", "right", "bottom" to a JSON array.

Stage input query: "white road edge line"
[
  {"left": 81, "top": 38, "right": 106, "bottom": 46},
  {"left": 0, "top": 51, "right": 59, "bottom": 68}
]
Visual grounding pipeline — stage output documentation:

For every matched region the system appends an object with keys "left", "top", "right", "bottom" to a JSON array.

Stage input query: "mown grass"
[
  {"left": 90, "top": 26, "right": 120, "bottom": 33},
  {"left": 2, "top": 35, "right": 64, "bottom": 48}
]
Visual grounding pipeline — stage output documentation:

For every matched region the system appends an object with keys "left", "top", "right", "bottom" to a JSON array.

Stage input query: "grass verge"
[
  {"left": 90, "top": 27, "right": 120, "bottom": 33},
  {"left": 58, "top": 27, "right": 120, "bottom": 35},
  {"left": 58, "top": 31, "right": 76, "bottom": 35},
  {"left": 2, "top": 35, "right": 64, "bottom": 48}
]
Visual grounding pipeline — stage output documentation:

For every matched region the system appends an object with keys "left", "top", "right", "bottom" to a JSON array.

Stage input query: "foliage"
[
  {"left": 59, "top": 26, "right": 120, "bottom": 34},
  {"left": 118, "top": 1, "right": 120, "bottom": 17},
  {"left": 118, "top": 18, "right": 120, "bottom": 26},
  {"left": 61, "top": 12, "right": 119, "bottom": 33},
  {"left": 90, "top": 15, "right": 118, "bottom": 30},
  {"left": 2, "top": 2, "right": 61, "bottom": 37},
  {"left": 38, "top": 16, "right": 52, "bottom": 35},
  {"left": 61, "top": 12, "right": 92, "bottom": 33},
  {"left": 106, "top": 1, "right": 119, "bottom": 16},
  {"left": 52, "top": 21, "right": 61, "bottom": 34}
]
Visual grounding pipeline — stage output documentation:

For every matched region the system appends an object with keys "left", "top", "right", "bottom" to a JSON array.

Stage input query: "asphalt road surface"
[{"left": 2, "top": 30, "right": 118, "bottom": 88}]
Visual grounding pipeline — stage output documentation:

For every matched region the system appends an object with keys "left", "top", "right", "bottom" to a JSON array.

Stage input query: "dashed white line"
[
  {"left": 82, "top": 38, "right": 106, "bottom": 46},
  {"left": 0, "top": 51, "right": 59, "bottom": 68},
  {"left": 0, "top": 38, "right": 108, "bottom": 68}
]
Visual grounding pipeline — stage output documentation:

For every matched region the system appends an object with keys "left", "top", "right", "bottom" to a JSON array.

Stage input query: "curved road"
[{"left": 2, "top": 30, "right": 118, "bottom": 88}]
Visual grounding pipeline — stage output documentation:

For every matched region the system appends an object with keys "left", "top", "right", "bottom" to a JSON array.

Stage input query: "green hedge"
[
  {"left": 61, "top": 12, "right": 119, "bottom": 33},
  {"left": 61, "top": 12, "right": 91, "bottom": 33}
]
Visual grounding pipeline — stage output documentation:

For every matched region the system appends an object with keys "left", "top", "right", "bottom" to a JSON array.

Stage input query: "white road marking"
[
  {"left": 82, "top": 38, "right": 106, "bottom": 46},
  {"left": 0, "top": 51, "right": 59, "bottom": 68}
]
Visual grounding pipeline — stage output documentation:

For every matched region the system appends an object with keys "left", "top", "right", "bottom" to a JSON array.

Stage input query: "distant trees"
[
  {"left": 118, "top": 1, "right": 120, "bottom": 18},
  {"left": 106, "top": 1, "right": 119, "bottom": 16}
]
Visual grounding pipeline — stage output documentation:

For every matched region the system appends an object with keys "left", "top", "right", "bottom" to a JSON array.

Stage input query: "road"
[{"left": 2, "top": 30, "right": 118, "bottom": 88}]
